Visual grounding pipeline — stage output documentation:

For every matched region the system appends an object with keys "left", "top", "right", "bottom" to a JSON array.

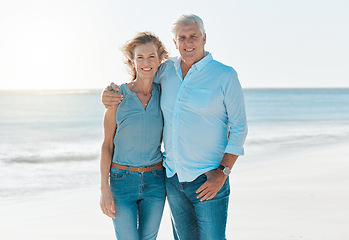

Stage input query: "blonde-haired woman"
[{"left": 100, "top": 32, "right": 168, "bottom": 239}]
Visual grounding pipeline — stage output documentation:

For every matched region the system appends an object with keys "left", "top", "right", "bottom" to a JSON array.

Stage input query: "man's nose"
[{"left": 185, "top": 38, "right": 192, "bottom": 44}]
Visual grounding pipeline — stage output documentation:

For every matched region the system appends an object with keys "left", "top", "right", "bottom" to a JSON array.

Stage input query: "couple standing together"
[{"left": 100, "top": 14, "right": 248, "bottom": 240}]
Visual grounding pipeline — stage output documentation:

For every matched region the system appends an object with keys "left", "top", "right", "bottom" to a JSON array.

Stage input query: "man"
[{"left": 102, "top": 14, "right": 247, "bottom": 240}]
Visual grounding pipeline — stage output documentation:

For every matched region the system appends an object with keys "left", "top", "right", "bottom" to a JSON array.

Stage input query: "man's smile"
[{"left": 184, "top": 48, "right": 195, "bottom": 52}]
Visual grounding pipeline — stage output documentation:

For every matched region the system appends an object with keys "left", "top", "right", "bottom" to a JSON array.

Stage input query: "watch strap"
[{"left": 218, "top": 165, "right": 225, "bottom": 170}]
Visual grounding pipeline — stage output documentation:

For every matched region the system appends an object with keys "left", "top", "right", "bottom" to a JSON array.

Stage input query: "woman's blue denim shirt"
[{"left": 112, "top": 83, "right": 163, "bottom": 167}]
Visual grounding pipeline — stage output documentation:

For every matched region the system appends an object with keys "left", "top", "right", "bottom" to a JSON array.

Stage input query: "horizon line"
[{"left": 1, "top": 87, "right": 349, "bottom": 92}]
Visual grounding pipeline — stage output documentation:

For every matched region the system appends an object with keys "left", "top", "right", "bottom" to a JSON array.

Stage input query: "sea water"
[
  {"left": 1, "top": 88, "right": 349, "bottom": 197},
  {"left": 245, "top": 89, "right": 349, "bottom": 156},
  {"left": 0, "top": 90, "right": 104, "bottom": 197}
]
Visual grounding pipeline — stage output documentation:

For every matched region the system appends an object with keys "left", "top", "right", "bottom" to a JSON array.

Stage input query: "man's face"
[{"left": 173, "top": 23, "right": 206, "bottom": 66}]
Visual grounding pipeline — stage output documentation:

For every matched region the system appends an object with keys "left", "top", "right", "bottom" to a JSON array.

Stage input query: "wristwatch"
[{"left": 218, "top": 165, "right": 231, "bottom": 176}]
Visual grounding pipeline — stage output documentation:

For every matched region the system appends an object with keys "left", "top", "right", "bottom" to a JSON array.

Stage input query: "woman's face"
[{"left": 132, "top": 42, "right": 160, "bottom": 80}]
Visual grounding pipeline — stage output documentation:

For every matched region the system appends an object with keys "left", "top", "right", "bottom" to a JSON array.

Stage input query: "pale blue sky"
[{"left": 0, "top": 0, "right": 348, "bottom": 89}]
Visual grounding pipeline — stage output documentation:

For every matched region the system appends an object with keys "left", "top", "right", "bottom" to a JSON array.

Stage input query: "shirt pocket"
[{"left": 187, "top": 89, "right": 212, "bottom": 110}]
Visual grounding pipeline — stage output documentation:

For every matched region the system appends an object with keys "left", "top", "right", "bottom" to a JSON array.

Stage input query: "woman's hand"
[{"left": 100, "top": 186, "right": 116, "bottom": 218}]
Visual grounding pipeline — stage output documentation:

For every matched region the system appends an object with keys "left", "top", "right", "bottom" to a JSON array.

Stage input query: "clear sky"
[{"left": 0, "top": 0, "right": 348, "bottom": 90}]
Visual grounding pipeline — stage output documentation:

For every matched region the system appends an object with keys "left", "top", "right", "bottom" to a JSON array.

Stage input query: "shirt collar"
[
  {"left": 195, "top": 51, "right": 212, "bottom": 71},
  {"left": 173, "top": 51, "right": 213, "bottom": 73}
]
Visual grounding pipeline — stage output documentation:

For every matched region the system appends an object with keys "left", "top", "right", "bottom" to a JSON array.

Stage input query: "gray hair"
[{"left": 171, "top": 14, "right": 205, "bottom": 37}]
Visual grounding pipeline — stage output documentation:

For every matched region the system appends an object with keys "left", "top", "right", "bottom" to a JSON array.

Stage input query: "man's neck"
[
  {"left": 180, "top": 52, "right": 206, "bottom": 79},
  {"left": 180, "top": 61, "right": 191, "bottom": 79}
]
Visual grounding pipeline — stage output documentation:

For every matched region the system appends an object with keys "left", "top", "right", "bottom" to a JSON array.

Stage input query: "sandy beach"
[{"left": 1, "top": 143, "right": 348, "bottom": 240}]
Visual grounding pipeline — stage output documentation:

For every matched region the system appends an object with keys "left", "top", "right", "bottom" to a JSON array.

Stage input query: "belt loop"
[
  {"left": 152, "top": 164, "right": 155, "bottom": 173},
  {"left": 126, "top": 166, "right": 129, "bottom": 175}
]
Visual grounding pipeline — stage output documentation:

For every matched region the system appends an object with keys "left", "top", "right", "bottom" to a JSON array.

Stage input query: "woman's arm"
[{"left": 100, "top": 106, "right": 117, "bottom": 218}]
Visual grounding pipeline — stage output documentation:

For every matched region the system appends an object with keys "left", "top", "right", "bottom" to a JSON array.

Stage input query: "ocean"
[{"left": 1, "top": 88, "right": 349, "bottom": 197}]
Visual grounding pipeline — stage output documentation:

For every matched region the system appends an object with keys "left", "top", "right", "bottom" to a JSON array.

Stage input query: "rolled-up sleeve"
[{"left": 223, "top": 69, "right": 248, "bottom": 155}]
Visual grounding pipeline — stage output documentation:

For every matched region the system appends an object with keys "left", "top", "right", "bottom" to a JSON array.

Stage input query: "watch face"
[{"left": 223, "top": 167, "right": 231, "bottom": 175}]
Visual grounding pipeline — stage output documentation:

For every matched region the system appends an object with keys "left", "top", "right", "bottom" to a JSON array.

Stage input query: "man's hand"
[
  {"left": 101, "top": 82, "right": 123, "bottom": 109},
  {"left": 196, "top": 169, "right": 227, "bottom": 202},
  {"left": 100, "top": 187, "right": 116, "bottom": 218}
]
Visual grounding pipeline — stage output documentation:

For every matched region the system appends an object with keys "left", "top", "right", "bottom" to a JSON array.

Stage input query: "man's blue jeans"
[
  {"left": 166, "top": 173, "right": 230, "bottom": 240},
  {"left": 109, "top": 167, "right": 166, "bottom": 240}
]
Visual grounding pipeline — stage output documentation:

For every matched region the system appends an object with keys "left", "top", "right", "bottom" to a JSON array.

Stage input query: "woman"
[{"left": 100, "top": 32, "right": 168, "bottom": 239}]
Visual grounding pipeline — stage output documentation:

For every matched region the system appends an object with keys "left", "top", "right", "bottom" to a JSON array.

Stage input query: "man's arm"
[
  {"left": 222, "top": 70, "right": 248, "bottom": 156},
  {"left": 196, "top": 69, "right": 248, "bottom": 202},
  {"left": 101, "top": 83, "right": 123, "bottom": 109}
]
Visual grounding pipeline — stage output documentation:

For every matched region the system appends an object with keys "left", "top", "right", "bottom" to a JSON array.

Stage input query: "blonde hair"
[
  {"left": 121, "top": 32, "right": 169, "bottom": 80},
  {"left": 171, "top": 14, "right": 205, "bottom": 37}
]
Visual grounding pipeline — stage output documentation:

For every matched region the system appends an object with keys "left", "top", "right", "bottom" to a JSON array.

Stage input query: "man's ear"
[
  {"left": 203, "top": 33, "right": 207, "bottom": 45},
  {"left": 173, "top": 38, "right": 178, "bottom": 49}
]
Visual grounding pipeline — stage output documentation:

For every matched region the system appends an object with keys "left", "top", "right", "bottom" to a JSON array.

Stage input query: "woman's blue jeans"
[
  {"left": 109, "top": 167, "right": 166, "bottom": 240},
  {"left": 166, "top": 173, "right": 230, "bottom": 240}
]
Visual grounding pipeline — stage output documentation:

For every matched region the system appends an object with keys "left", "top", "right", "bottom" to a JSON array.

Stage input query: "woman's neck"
[{"left": 132, "top": 77, "right": 152, "bottom": 95}]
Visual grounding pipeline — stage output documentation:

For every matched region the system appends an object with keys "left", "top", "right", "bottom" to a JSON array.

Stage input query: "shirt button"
[{"left": 173, "top": 145, "right": 176, "bottom": 149}]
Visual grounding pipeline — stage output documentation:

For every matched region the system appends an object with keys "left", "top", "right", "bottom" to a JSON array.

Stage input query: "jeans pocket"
[
  {"left": 154, "top": 168, "right": 165, "bottom": 178},
  {"left": 110, "top": 167, "right": 126, "bottom": 180},
  {"left": 195, "top": 173, "right": 207, "bottom": 183}
]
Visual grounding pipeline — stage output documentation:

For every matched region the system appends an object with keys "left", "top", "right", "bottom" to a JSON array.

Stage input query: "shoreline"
[{"left": 1, "top": 142, "right": 348, "bottom": 239}]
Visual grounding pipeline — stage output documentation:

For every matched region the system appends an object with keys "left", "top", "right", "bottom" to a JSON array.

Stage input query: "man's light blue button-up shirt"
[{"left": 155, "top": 52, "right": 247, "bottom": 182}]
